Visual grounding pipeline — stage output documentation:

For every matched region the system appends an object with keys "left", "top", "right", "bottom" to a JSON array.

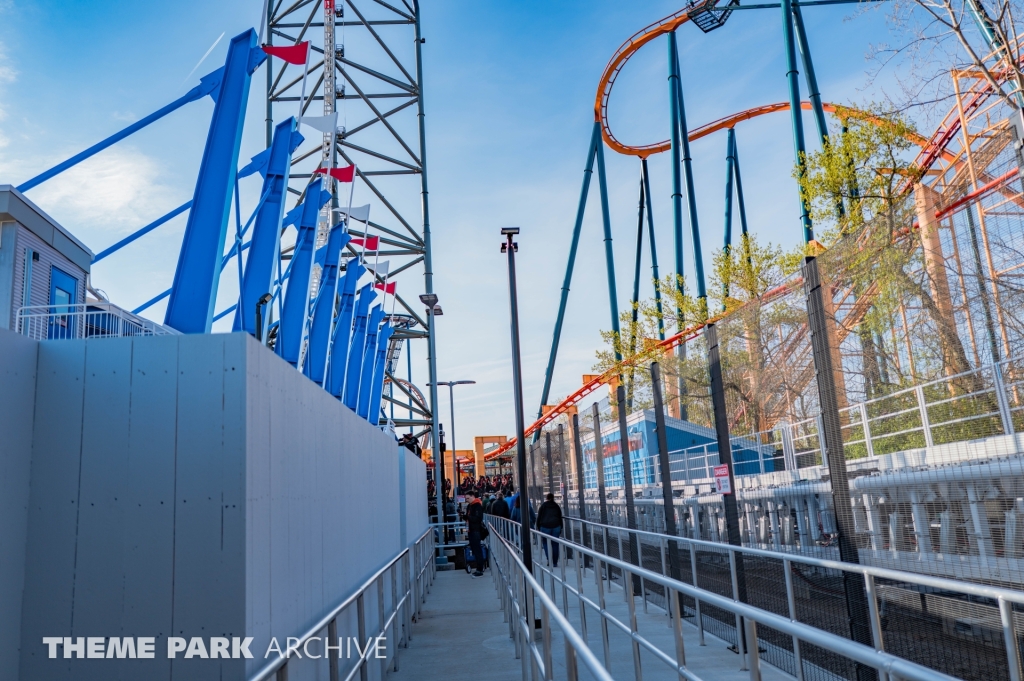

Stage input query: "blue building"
[{"left": 579, "top": 408, "right": 777, "bottom": 489}]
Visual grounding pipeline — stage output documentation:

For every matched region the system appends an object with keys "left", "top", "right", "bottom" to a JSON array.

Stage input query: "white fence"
[{"left": 16, "top": 303, "right": 176, "bottom": 341}]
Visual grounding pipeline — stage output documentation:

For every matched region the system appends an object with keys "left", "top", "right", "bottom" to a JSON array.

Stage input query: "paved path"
[
  {"left": 388, "top": 554, "right": 791, "bottom": 681},
  {"left": 388, "top": 567, "right": 519, "bottom": 681}
]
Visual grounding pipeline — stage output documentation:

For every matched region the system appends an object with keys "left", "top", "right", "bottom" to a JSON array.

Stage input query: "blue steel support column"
[
  {"left": 344, "top": 289, "right": 376, "bottom": 409},
  {"left": 304, "top": 227, "right": 352, "bottom": 383},
  {"left": 357, "top": 307, "right": 386, "bottom": 418},
  {"left": 595, "top": 129, "right": 622, "bottom": 364},
  {"left": 234, "top": 117, "right": 302, "bottom": 335},
  {"left": 277, "top": 179, "right": 331, "bottom": 364},
  {"left": 367, "top": 322, "right": 394, "bottom": 424},
  {"left": 326, "top": 263, "right": 365, "bottom": 397},
  {"left": 164, "top": 30, "right": 266, "bottom": 333},
  {"left": 535, "top": 124, "right": 600, "bottom": 428},
  {"left": 641, "top": 160, "right": 665, "bottom": 341}
]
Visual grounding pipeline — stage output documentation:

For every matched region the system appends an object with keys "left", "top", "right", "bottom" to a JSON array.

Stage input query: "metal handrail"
[
  {"left": 564, "top": 514, "right": 1024, "bottom": 607},
  {"left": 248, "top": 526, "right": 435, "bottom": 681},
  {"left": 489, "top": 516, "right": 965, "bottom": 681},
  {"left": 488, "top": 528, "right": 615, "bottom": 681}
]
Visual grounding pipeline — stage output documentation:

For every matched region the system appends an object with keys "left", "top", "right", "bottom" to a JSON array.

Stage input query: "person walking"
[
  {"left": 536, "top": 493, "right": 563, "bottom": 567},
  {"left": 465, "top": 491, "right": 486, "bottom": 577},
  {"left": 490, "top": 492, "right": 510, "bottom": 519}
]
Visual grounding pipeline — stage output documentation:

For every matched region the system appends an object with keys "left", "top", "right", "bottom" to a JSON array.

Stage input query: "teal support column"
[
  {"left": 667, "top": 32, "right": 685, "bottom": 296},
  {"left": 781, "top": 0, "right": 815, "bottom": 244},
  {"left": 641, "top": 159, "right": 665, "bottom": 341},
  {"left": 595, "top": 128, "right": 622, "bottom": 364},
  {"left": 535, "top": 124, "right": 600, "bottom": 427}
]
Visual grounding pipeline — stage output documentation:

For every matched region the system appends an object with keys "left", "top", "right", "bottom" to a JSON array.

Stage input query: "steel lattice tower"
[{"left": 265, "top": 0, "right": 436, "bottom": 434}]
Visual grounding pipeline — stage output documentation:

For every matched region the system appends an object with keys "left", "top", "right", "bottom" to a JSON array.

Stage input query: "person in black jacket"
[
  {"left": 536, "top": 493, "right": 563, "bottom": 567},
  {"left": 464, "top": 491, "right": 486, "bottom": 576},
  {"left": 490, "top": 492, "right": 510, "bottom": 520}
]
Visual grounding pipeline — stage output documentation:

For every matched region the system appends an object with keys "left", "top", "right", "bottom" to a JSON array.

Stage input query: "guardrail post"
[
  {"left": 916, "top": 385, "right": 934, "bottom": 448},
  {"left": 595, "top": 554, "right": 612, "bottom": 671},
  {"left": 377, "top": 575, "right": 387, "bottom": 680},
  {"left": 328, "top": 617, "right": 340, "bottom": 681},
  {"left": 357, "top": 592, "right": 368, "bottom": 681},
  {"left": 690, "top": 542, "right": 704, "bottom": 645},
  {"left": 624, "top": 561, "right": 644, "bottom": 681},
  {"left": 782, "top": 559, "right": 804, "bottom": 681},
  {"left": 863, "top": 574, "right": 889, "bottom": 681},
  {"left": 729, "top": 550, "right": 748, "bottom": 670},
  {"left": 994, "top": 362, "right": 1016, "bottom": 435},
  {"left": 745, "top": 617, "right": 761, "bottom": 681},
  {"left": 999, "top": 597, "right": 1023, "bottom": 681}
]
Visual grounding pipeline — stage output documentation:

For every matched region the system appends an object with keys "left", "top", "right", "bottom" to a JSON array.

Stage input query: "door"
[{"left": 48, "top": 266, "right": 78, "bottom": 339}]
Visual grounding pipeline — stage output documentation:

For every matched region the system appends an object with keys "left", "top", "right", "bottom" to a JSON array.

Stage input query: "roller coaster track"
[{"left": 486, "top": 8, "right": 1022, "bottom": 462}]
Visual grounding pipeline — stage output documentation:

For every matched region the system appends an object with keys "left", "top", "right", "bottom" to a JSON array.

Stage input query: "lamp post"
[
  {"left": 419, "top": 292, "right": 447, "bottom": 564},
  {"left": 501, "top": 227, "right": 533, "bottom": 572},
  {"left": 429, "top": 380, "right": 477, "bottom": 501}
]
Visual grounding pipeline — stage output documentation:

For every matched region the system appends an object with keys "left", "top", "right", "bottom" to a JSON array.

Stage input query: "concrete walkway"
[
  {"left": 387, "top": 555, "right": 791, "bottom": 681},
  {"left": 387, "top": 567, "right": 519, "bottom": 681}
]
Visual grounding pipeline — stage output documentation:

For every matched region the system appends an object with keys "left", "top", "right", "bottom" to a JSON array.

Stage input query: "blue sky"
[{"left": 0, "top": 0, "right": 905, "bottom": 450}]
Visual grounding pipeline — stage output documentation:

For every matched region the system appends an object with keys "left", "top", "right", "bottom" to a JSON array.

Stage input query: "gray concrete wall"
[
  {"left": 15, "top": 332, "right": 426, "bottom": 681},
  {"left": 404, "top": 450, "right": 428, "bottom": 544},
  {"left": 0, "top": 328, "right": 37, "bottom": 681}
]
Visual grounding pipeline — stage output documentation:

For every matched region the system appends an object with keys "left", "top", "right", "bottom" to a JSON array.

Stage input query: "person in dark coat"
[
  {"left": 536, "top": 493, "right": 564, "bottom": 567},
  {"left": 464, "top": 491, "right": 486, "bottom": 576},
  {"left": 490, "top": 492, "right": 510, "bottom": 519}
]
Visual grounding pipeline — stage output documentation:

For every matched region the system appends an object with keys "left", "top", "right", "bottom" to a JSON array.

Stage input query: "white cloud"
[{"left": 28, "top": 146, "right": 178, "bottom": 233}]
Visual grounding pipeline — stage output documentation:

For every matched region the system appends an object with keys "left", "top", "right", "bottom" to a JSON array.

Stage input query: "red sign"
[{"left": 713, "top": 464, "right": 732, "bottom": 495}]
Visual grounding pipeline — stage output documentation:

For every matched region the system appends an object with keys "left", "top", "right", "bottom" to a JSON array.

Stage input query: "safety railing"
[
  {"left": 549, "top": 514, "right": 1024, "bottom": 681},
  {"left": 248, "top": 527, "right": 435, "bottom": 681},
  {"left": 487, "top": 524, "right": 616, "bottom": 681},
  {"left": 430, "top": 520, "right": 469, "bottom": 549},
  {"left": 16, "top": 302, "right": 176, "bottom": 341}
]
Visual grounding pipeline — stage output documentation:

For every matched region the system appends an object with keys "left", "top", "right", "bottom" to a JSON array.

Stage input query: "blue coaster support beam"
[
  {"left": 304, "top": 226, "right": 352, "bottom": 384},
  {"left": 17, "top": 71, "right": 224, "bottom": 193},
  {"left": 164, "top": 29, "right": 266, "bottom": 333},
  {"left": 277, "top": 178, "right": 330, "bottom": 365},
  {"left": 343, "top": 285, "right": 376, "bottom": 408},
  {"left": 234, "top": 117, "right": 303, "bottom": 335},
  {"left": 327, "top": 263, "right": 365, "bottom": 397},
  {"left": 367, "top": 322, "right": 395, "bottom": 424},
  {"left": 357, "top": 307, "right": 386, "bottom": 418}
]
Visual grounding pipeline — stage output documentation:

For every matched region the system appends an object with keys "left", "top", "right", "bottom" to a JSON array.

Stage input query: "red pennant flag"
[
  {"left": 375, "top": 281, "right": 397, "bottom": 295},
  {"left": 261, "top": 42, "right": 309, "bottom": 65},
  {"left": 350, "top": 236, "right": 380, "bottom": 250},
  {"left": 313, "top": 165, "right": 355, "bottom": 183}
]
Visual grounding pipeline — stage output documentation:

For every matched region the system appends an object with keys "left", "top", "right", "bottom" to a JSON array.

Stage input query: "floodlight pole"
[{"left": 502, "top": 228, "right": 533, "bottom": 573}]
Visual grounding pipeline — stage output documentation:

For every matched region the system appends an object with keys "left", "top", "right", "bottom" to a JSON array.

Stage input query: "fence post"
[
  {"left": 592, "top": 403, "right": 609, "bottom": 526},
  {"left": 994, "top": 362, "right": 1016, "bottom": 436},
  {"left": 916, "top": 385, "right": 934, "bottom": 448},
  {"left": 780, "top": 421, "right": 797, "bottom": 471},
  {"left": 859, "top": 403, "right": 875, "bottom": 459}
]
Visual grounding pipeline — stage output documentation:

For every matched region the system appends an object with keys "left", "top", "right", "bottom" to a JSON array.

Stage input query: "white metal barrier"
[
  {"left": 248, "top": 527, "right": 435, "bottom": 681},
  {"left": 16, "top": 302, "right": 176, "bottom": 340}
]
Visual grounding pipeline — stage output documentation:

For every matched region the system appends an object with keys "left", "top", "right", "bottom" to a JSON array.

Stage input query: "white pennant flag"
[
  {"left": 299, "top": 113, "right": 339, "bottom": 134},
  {"left": 368, "top": 260, "right": 390, "bottom": 276},
  {"left": 339, "top": 204, "right": 371, "bottom": 223}
]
